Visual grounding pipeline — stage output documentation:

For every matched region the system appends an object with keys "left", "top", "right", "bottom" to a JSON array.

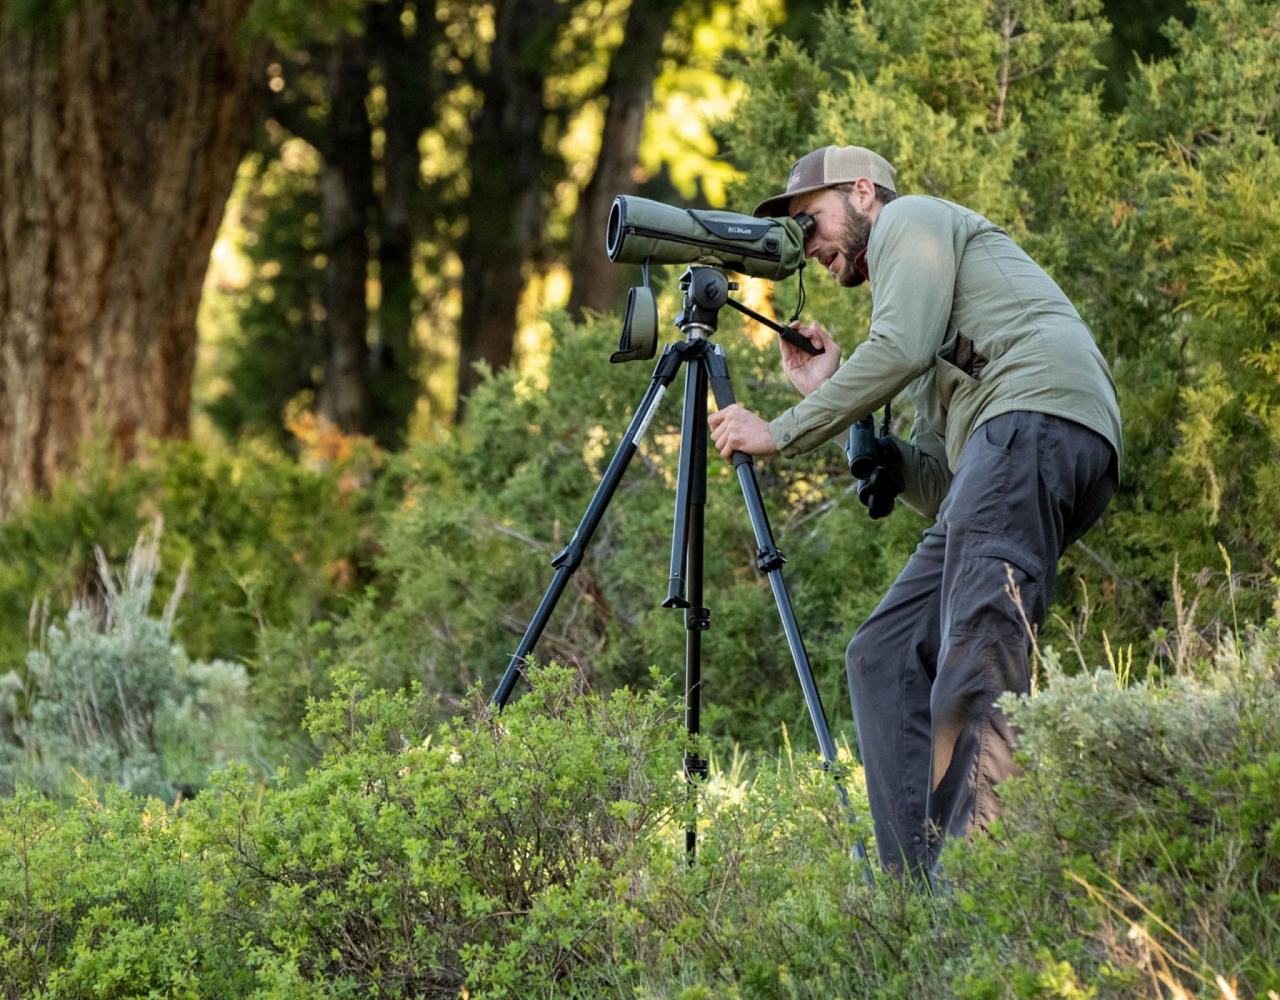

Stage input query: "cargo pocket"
[{"left": 949, "top": 534, "right": 1043, "bottom": 643}]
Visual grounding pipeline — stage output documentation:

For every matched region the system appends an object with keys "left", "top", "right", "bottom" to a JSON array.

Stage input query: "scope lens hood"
[{"left": 606, "top": 197, "right": 626, "bottom": 261}]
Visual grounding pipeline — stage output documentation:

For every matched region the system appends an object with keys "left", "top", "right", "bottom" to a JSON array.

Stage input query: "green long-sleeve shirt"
[{"left": 767, "top": 196, "right": 1122, "bottom": 519}]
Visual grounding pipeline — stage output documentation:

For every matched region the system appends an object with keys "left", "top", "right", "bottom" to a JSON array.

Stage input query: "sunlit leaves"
[{"left": 637, "top": 0, "right": 785, "bottom": 206}]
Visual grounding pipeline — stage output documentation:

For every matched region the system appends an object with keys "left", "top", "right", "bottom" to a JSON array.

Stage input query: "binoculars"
[{"left": 846, "top": 416, "right": 904, "bottom": 519}]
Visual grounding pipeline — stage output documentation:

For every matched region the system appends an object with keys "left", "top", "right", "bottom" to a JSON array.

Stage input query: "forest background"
[{"left": 1, "top": 0, "right": 1279, "bottom": 996}]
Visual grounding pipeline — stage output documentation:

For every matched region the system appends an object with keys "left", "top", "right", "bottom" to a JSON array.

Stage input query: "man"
[{"left": 707, "top": 145, "right": 1121, "bottom": 873}]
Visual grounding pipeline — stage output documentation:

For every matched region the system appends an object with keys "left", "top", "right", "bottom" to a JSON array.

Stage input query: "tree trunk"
[
  {"left": 316, "top": 31, "right": 374, "bottom": 433},
  {"left": 368, "top": 0, "right": 438, "bottom": 447},
  {"left": 455, "top": 0, "right": 569, "bottom": 411},
  {"left": 0, "top": 0, "right": 260, "bottom": 516},
  {"left": 567, "top": 0, "right": 681, "bottom": 321}
]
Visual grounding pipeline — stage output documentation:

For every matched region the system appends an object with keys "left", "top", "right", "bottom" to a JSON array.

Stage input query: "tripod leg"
[
  {"left": 666, "top": 356, "right": 712, "bottom": 860},
  {"left": 665, "top": 357, "right": 701, "bottom": 609},
  {"left": 702, "top": 347, "right": 875, "bottom": 883},
  {"left": 490, "top": 344, "right": 685, "bottom": 708}
]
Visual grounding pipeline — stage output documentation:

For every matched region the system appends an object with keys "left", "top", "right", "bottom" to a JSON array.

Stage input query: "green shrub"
[
  {"left": 0, "top": 663, "right": 691, "bottom": 998},
  {"left": 0, "top": 785, "right": 252, "bottom": 999},
  {"left": 943, "top": 631, "right": 1280, "bottom": 998},
  {"left": 1, "top": 627, "right": 1277, "bottom": 997},
  {"left": 0, "top": 433, "right": 383, "bottom": 736},
  {"left": 191, "top": 663, "right": 690, "bottom": 997},
  {"left": 0, "top": 526, "right": 261, "bottom": 801},
  {"left": 616, "top": 623, "right": 1280, "bottom": 999}
]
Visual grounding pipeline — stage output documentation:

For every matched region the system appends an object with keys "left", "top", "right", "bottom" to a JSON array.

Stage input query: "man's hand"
[
  {"left": 708, "top": 404, "right": 777, "bottom": 462},
  {"left": 781, "top": 323, "right": 841, "bottom": 396}
]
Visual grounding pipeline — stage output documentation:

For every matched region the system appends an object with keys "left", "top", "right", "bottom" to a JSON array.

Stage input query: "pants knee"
[
  {"left": 930, "top": 635, "right": 1026, "bottom": 733},
  {"left": 845, "top": 625, "right": 892, "bottom": 698}
]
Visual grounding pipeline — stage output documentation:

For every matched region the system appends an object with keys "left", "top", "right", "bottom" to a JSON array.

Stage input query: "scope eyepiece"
[{"left": 792, "top": 212, "right": 815, "bottom": 239}]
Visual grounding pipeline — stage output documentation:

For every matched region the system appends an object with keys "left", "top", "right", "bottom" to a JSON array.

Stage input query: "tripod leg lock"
[
  {"left": 755, "top": 545, "right": 787, "bottom": 573},
  {"left": 550, "top": 542, "right": 582, "bottom": 570},
  {"left": 684, "top": 754, "right": 710, "bottom": 781},
  {"left": 686, "top": 607, "right": 711, "bottom": 631}
]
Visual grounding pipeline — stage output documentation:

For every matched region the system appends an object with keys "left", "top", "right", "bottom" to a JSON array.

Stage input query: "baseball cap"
[{"left": 753, "top": 145, "right": 898, "bottom": 218}]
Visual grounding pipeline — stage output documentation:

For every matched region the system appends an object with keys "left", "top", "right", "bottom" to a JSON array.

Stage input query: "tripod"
[{"left": 490, "top": 266, "right": 872, "bottom": 879}]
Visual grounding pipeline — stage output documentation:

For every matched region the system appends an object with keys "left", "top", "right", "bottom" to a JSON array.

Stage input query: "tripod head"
[
  {"left": 674, "top": 267, "right": 731, "bottom": 337},
  {"left": 612, "top": 265, "right": 824, "bottom": 363}
]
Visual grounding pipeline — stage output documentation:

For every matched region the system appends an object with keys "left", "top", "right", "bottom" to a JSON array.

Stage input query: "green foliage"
[
  {"left": 203, "top": 664, "right": 687, "bottom": 996},
  {"left": 0, "top": 664, "right": 689, "bottom": 998},
  {"left": 0, "top": 528, "right": 261, "bottom": 801},
  {"left": 725, "top": 0, "right": 1118, "bottom": 253},
  {"left": 0, "top": 785, "right": 254, "bottom": 999},
  {"left": 243, "top": 0, "right": 366, "bottom": 49},
  {"left": 2, "top": 632, "right": 1276, "bottom": 997},
  {"left": 613, "top": 625, "right": 1280, "bottom": 998},
  {"left": 0, "top": 436, "right": 382, "bottom": 734},
  {"left": 943, "top": 630, "right": 1280, "bottom": 997},
  {"left": 1110, "top": 0, "right": 1280, "bottom": 604},
  {"left": 0, "top": 0, "right": 362, "bottom": 47},
  {"left": 206, "top": 152, "right": 328, "bottom": 446},
  {"left": 0, "top": 0, "right": 88, "bottom": 36}
]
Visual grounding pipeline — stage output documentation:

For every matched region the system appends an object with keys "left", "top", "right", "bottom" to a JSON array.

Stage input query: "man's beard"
[{"left": 836, "top": 202, "right": 875, "bottom": 287}]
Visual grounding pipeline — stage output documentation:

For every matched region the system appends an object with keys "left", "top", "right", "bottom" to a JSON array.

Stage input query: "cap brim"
[{"left": 752, "top": 182, "right": 835, "bottom": 218}]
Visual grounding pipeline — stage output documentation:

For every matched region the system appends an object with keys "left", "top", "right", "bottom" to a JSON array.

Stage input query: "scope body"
[{"left": 607, "top": 196, "right": 807, "bottom": 281}]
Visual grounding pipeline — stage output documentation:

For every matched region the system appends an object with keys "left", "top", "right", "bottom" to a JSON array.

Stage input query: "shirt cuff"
[{"left": 768, "top": 409, "right": 805, "bottom": 456}]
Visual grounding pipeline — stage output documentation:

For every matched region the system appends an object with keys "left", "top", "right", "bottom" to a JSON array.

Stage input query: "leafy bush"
[
  {"left": 945, "top": 632, "right": 1280, "bottom": 998},
  {"left": 190, "top": 663, "right": 689, "bottom": 997},
  {"left": 1, "top": 629, "right": 1277, "bottom": 997},
  {"left": 0, "top": 663, "right": 690, "bottom": 998},
  {"left": 615, "top": 625, "right": 1280, "bottom": 999},
  {"left": 0, "top": 526, "right": 262, "bottom": 801},
  {"left": 0, "top": 784, "right": 253, "bottom": 1000},
  {"left": 0, "top": 430, "right": 383, "bottom": 734}
]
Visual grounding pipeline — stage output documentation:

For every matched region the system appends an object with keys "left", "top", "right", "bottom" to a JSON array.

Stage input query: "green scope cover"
[{"left": 606, "top": 196, "right": 806, "bottom": 281}]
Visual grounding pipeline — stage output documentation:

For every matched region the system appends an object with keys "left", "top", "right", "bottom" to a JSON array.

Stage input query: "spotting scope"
[{"left": 607, "top": 195, "right": 811, "bottom": 281}]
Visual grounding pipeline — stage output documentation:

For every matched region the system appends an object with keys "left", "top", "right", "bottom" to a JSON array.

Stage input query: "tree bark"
[
  {"left": 0, "top": 0, "right": 260, "bottom": 516},
  {"left": 567, "top": 0, "right": 681, "bottom": 321},
  {"left": 316, "top": 31, "right": 375, "bottom": 433},
  {"left": 455, "top": 0, "right": 570, "bottom": 411},
  {"left": 368, "top": 0, "right": 439, "bottom": 446}
]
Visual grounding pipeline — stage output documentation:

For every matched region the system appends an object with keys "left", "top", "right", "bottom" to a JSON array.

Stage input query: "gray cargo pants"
[{"left": 846, "top": 411, "right": 1116, "bottom": 872}]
